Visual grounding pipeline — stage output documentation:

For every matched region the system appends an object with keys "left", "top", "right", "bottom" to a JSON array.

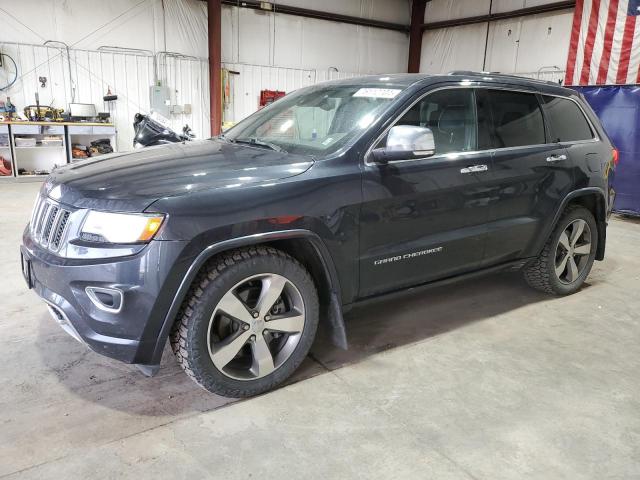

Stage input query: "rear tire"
[
  {"left": 524, "top": 205, "right": 597, "bottom": 295},
  {"left": 170, "top": 246, "right": 319, "bottom": 397}
]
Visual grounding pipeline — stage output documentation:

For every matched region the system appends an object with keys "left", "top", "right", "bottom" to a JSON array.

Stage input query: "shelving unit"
[
  {"left": 0, "top": 122, "right": 117, "bottom": 181},
  {"left": 0, "top": 125, "right": 13, "bottom": 179},
  {"left": 67, "top": 125, "right": 117, "bottom": 162},
  {"left": 11, "top": 124, "right": 66, "bottom": 178}
]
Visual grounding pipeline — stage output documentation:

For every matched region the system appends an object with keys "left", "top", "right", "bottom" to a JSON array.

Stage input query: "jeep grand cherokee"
[{"left": 21, "top": 72, "right": 617, "bottom": 397}]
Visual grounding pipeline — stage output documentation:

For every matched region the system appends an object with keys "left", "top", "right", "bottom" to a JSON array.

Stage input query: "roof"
[{"left": 320, "top": 71, "right": 574, "bottom": 96}]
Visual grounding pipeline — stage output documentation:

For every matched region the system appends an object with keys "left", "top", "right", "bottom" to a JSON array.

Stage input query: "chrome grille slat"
[
  {"left": 51, "top": 211, "right": 70, "bottom": 249},
  {"left": 30, "top": 195, "right": 42, "bottom": 227},
  {"left": 35, "top": 203, "right": 51, "bottom": 240},
  {"left": 42, "top": 206, "right": 59, "bottom": 246},
  {"left": 30, "top": 195, "right": 72, "bottom": 252}
]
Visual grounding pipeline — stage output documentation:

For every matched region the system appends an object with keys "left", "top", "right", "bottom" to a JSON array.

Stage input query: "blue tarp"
[{"left": 572, "top": 85, "right": 640, "bottom": 215}]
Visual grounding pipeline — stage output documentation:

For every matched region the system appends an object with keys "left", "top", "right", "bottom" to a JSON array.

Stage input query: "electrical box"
[{"left": 149, "top": 85, "right": 172, "bottom": 118}]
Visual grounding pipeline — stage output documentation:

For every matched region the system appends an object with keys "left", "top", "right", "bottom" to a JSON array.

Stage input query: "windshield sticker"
[{"left": 353, "top": 88, "right": 401, "bottom": 99}]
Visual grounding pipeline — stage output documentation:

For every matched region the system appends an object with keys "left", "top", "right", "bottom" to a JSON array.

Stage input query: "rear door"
[
  {"left": 359, "top": 87, "right": 494, "bottom": 297},
  {"left": 479, "top": 88, "right": 574, "bottom": 265},
  {"left": 539, "top": 93, "right": 602, "bottom": 189}
]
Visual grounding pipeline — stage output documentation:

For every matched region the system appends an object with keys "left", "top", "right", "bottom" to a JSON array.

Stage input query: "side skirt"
[{"left": 345, "top": 258, "right": 532, "bottom": 310}]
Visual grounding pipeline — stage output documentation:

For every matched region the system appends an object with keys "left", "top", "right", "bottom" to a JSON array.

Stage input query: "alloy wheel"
[
  {"left": 555, "top": 219, "right": 592, "bottom": 284},
  {"left": 207, "top": 273, "right": 305, "bottom": 380}
]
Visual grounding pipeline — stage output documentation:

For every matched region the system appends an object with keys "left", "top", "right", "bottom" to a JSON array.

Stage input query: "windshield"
[{"left": 222, "top": 84, "right": 405, "bottom": 157}]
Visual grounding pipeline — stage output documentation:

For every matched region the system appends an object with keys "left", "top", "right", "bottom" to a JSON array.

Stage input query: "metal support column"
[
  {"left": 208, "top": 0, "right": 222, "bottom": 136},
  {"left": 408, "top": 0, "right": 427, "bottom": 73}
]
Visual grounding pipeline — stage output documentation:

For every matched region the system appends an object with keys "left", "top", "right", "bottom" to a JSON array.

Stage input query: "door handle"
[
  {"left": 546, "top": 154, "right": 567, "bottom": 162},
  {"left": 460, "top": 164, "right": 488, "bottom": 174}
]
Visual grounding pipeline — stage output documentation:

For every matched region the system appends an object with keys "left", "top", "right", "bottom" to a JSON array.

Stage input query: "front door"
[{"left": 359, "top": 87, "right": 494, "bottom": 297}]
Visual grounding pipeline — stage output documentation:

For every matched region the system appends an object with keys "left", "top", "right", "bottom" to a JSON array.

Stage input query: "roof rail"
[{"left": 447, "top": 70, "right": 562, "bottom": 86}]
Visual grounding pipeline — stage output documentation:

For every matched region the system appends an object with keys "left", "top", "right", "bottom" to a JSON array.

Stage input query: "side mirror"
[{"left": 371, "top": 125, "right": 436, "bottom": 164}]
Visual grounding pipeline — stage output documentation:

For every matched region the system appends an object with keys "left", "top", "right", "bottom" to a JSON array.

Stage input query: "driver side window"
[{"left": 379, "top": 89, "right": 476, "bottom": 154}]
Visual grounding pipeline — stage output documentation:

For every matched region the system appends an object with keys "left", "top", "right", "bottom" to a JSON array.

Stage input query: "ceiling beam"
[
  {"left": 220, "top": 0, "right": 409, "bottom": 32},
  {"left": 422, "top": 0, "right": 576, "bottom": 31}
]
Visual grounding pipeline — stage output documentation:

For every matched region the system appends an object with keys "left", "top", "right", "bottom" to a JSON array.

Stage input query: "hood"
[{"left": 45, "top": 140, "right": 314, "bottom": 211}]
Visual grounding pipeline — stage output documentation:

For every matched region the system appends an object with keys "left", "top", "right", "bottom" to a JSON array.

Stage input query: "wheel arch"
[
  {"left": 544, "top": 188, "right": 608, "bottom": 261},
  {"left": 147, "top": 229, "right": 347, "bottom": 367}
]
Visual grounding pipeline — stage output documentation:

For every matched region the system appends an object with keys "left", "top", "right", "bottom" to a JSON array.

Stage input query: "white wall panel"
[
  {"left": 424, "top": 0, "right": 574, "bottom": 23},
  {"left": 221, "top": 63, "right": 363, "bottom": 124},
  {"left": 359, "top": 27, "right": 409, "bottom": 74},
  {"left": 485, "top": 11, "right": 573, "bottom": 74},
  {"left": 237, "top": 9, "right": 274, "bottom": 65},
  {"left": 370, "top": 0, "right": 411, "bottom": 24},
  {"left": 222, "top": 63, "right": 316, "bottom": 124},
  {"left": 421, "top": 7, "right": 573, "bottom": 78},
  {"left": 420, "top": 23, "right": 488, "bottom": 74},
  {"left": 0, "top": 0, "right": 160, "bottom": 51},
  {"left": 222, "top": 5, "right": 409, "bottom": 74},
  {"left": 281, "top": 0, "right": 409, "bottom": 24},
  {"left": 513, "top": 11, "right": 573, "bottom": 72},
  {"left": 484, "top": 18, "right": 522, "bottom": 73},
  {"left": 300, "top": 19, "right": 362, "bottom": 71},
  {"left": 273, "top": 14, "right": 304, "bottom": 68},
  {"left": 492, "top": 0, "right": 574, "bottom": 13},
  {"left": 424, "top": 0, "right": 491, "bottom": 23}
]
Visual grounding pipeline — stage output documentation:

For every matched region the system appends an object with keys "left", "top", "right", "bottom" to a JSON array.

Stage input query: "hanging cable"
[{"left": 0, "top": 53, "right": 18, "bottom": 91}]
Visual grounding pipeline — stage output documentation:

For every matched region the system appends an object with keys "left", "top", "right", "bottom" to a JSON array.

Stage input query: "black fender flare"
[
  {"left": 537, "top": 187, "right": 608, "bottom": 260},
  {"left": 146, "top": 229, "right": 346, "bottom": 366}
]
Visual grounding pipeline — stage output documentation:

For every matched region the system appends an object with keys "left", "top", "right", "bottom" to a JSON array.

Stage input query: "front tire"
[
  {"left": 170, "top": 246, "right": 319, "bottom": 397},
  {"left": 524, "top": 205, "right": 598, "bottom": 295}
]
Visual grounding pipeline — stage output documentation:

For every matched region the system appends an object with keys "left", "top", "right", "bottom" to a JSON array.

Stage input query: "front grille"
[{"left": 30, "top": 196, "right": 72, "bottom": 251}]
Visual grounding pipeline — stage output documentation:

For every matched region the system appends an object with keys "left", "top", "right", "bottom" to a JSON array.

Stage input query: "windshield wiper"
[{"left": 233, "top": 137, "right": 284, "bottom": 153}]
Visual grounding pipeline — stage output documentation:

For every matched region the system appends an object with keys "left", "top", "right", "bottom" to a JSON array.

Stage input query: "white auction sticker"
[{"left": 353, "top": 88, "right": 401, "bottom": 99}]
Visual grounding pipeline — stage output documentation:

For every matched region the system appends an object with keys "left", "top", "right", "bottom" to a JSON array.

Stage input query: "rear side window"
[
  {"left": 541, "top": 95, "right": 594, "bottom": 142},
  {"left": 486, "top": 90, "right": 546, "bottom": 148}
]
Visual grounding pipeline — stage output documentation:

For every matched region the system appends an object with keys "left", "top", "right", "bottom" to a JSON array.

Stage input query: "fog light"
[{"left": 85, "top": 286, "right": 123, "bottom": 313}]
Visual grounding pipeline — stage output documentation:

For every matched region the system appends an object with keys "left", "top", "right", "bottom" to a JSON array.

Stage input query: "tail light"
[{"left": 612, "top": 148, "right": 619, "bottom": 166}]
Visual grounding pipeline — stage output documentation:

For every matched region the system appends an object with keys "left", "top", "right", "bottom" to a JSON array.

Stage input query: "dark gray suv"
[{"left": 21, "top": 72, "right": 617, "bottom": 397}]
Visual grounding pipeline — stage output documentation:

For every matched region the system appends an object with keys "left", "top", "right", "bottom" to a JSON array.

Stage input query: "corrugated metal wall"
[{"left": 0, "top": 41, "right": 211, "bottom": 151}]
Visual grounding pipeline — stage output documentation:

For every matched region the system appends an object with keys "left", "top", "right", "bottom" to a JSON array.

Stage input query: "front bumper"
[{"left": 21, "top": 230, "right": 189, "bottom": 365}]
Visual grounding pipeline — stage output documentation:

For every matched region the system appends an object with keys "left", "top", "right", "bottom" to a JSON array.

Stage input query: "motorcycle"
[{"left": 133, "top": 112, "right": 194, "bottom": 148}]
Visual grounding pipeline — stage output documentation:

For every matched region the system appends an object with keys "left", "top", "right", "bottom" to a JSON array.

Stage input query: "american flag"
[{"left": 565, "top": 0, "right": 640, "bottom": 85}]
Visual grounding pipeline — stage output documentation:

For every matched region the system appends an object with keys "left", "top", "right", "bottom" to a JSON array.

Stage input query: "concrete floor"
[{"left": 1, "top": 182, "right": 639, "bottom": 479}]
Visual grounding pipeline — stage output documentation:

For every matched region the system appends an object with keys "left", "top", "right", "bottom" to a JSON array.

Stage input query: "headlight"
[{"left": 80, "top": 211, "right": 165, "bottom": 243}]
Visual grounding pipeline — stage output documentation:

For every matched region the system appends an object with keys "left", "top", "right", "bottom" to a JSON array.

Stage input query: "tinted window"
[
  {"left": 487, "top": 90, "right": 545, "bottom": 148},
  {"left": 382, "top": 89, "right": 476, "bottom": 154},
  {"left": 541, "top": 95, "right": 593, "bottom": 142}
]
